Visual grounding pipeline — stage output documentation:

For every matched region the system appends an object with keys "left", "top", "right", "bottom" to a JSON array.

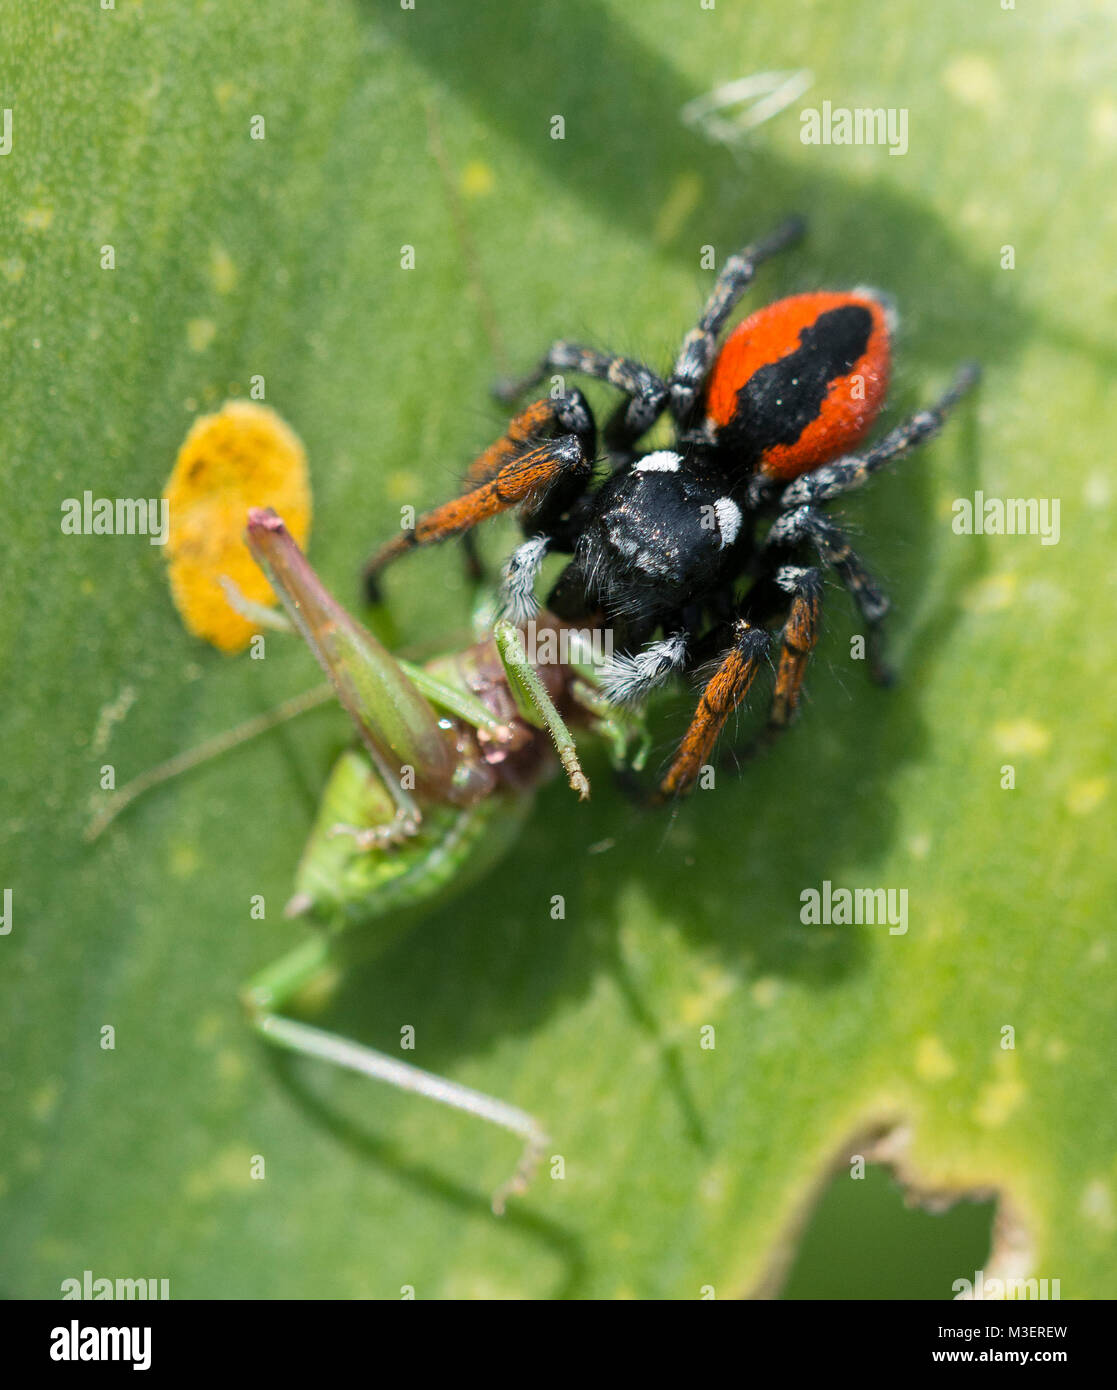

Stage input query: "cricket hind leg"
[{"left": 240, "top": 934, "right": 548, "bottom": 1214}]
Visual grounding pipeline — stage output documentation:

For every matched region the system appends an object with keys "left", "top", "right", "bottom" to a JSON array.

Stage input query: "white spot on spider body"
[
  {"left": 634, "top": 450, "right": 682, "bottom": 473},
  {"left": 713, "top": 497, "right": 741, "bottom": 548}
]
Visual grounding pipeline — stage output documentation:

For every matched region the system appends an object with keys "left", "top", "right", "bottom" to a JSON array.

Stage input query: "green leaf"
[{"left": 2, "top": 0, "right": 1112, "bottom": 1299}]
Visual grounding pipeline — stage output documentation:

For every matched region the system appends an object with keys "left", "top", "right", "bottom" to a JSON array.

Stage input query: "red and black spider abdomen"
[{"left": 704, "top": 291, "right": 891, "bottom": 480}]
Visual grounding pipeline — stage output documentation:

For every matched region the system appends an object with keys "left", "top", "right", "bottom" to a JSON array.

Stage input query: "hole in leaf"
[{"left": 780, "top": 1163, "right": 995, "bottom": 1300}]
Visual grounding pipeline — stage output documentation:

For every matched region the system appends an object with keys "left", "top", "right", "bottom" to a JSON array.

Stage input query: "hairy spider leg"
[
  {"left": 656, "top": 619, "right": 770, "bottom": 800},
  {"left": 669, "top": 215, "right": 807, "bottom": 428},
  {"left": 495, "top": 218, "right": 806, "bottom": 457},
  {"left": 762, "top": 505, "right": 893, "bottom": 684},
  {"left": 754, "top": 360, "right": 981, "bottom": 509},
  {"left": 365, "top": 394, "right": 596, "bottom": 600},
  {"left": 363, "top": 432, "right": 592, "bottom": 594},
  {"left": 496, "top": 344, "right": 669, "bottom": 456},
  {"left": 767, "top": 565, "right": 824, "bottom": 734}
]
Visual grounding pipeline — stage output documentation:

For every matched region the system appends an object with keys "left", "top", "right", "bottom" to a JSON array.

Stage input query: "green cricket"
[{"left": 90, "top": 508, "right": 648, "bottom": 1213}]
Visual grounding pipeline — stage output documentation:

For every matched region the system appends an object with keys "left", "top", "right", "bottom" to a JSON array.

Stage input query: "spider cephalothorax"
[{"left": 365, "top": 217, "right": 978, "bottom": 800}]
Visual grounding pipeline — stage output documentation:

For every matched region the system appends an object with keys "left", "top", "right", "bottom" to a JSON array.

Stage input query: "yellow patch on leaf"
[{"left": 164, "top": 401, "right": 311, "bottom": 652}]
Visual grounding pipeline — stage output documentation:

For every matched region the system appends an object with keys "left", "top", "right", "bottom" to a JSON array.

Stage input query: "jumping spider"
[{"left": 365, "top": 217, "right": 979, "bottom": 800}]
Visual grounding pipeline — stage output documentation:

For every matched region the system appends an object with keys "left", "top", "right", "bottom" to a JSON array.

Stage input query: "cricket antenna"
[{"left": 83, "top": 683, "right": 335, "bottom": 843}]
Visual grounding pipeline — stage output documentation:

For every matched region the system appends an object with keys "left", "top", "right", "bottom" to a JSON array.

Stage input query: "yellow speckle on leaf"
[
  {"left": 751, "top": 977, "right": 780, "bottom": 1009},
  {"left": 1065, "top": 776, "right": 1108, "bottom": 817},
  {"left": 936, "top": 492, "right": 958, "bottom": 522},
  {"left": 699, "top": 1160, "right": 728, "bottom": 1204},
  {"left": 186, "top": 318, "right": 217, "bottom": 353},
  {"left": 445, "top": 1275, "right": 518, "bottom": 1299},
  {"left": 654, "top": 171, "right": 703, "bottom": 247},
  {"left": 1090, "top": 96, "right": 1117, "bottom": 146},
  {"left": 1080, "top": 1179, "right": 1115, "bottom": 1232},
  {"left": 966, "top": 569, "right": 1022, "bottom": 614},
  {"left": 941, "top": 55, "right": 1001, "bottom": 109},
  {"left": 31, "top": 1078, "right": 62, "bottom": 1123},
  {"left": 164, "top": 400, "right": 311, "bottom": 652},
  {"left": 386, "top": 469, "right": 420, "bottom": 502},
  {"left": 963, "top": 571, "right": 1017, "bottom": 613},
  {"left": 183, "top": 1145, "right": 255, "bottom": 1201},
  {"left": 169, "top": 842, "right": 200, "bottom": 878},
  {"left": 1084, "top": 470, "right": 1111, "bottom": 507},
  {"left": 680, "top": 965, "right": 735, "bottom": 1025},
  {"left": 461, "top": 159, "right": 494, "bottom": 197},
  {"left": 1, "top": 256, "right": 25, "bottom": 284},
  {"left": 993, "top": 718, "right": 1051, "bottom": 756},
  {"left": 19, "top": 205, "right": 54, "bottom": 233},
  {"left": 209, "top": 245, "right": 238, "bottom": 295},
  {"left": 915, "top": 1035, "right": 956, "bottom": 1082},
  {"left": 972, "top": 1054, "right": 1026, "bottom": 1128},
  {"left": 216, "top": 1050, "right": 246, "bottom": 1085}
]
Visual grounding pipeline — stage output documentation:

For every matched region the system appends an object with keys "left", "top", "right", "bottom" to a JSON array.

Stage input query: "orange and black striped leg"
[
  {"left": 768, "top": 565, "right": 823, "bottom": 735},
  {"left": 656, "top": 620, "right": 770, "bottom": 801},
  {"left": 495, "top": 342, "right": 669, "bottom": 452},
  {"left": 669, "top": 216, "right": 807, "bottom": 426},
  {"left": 364, "top": 392, "right": 595, "bottom": 601},
  {"left": 713, "top": 566, "right": 822, "bottom": 774},
  {"left": 363, "top": 434, "right": 592, "bottom": 597},
  {"left": 452, "top": 390, "right": 595, "bottom": 591},
  {"left": 459, "top": 391, "right": 595, "bottom": 493},
  {"left": 764, "top": 505, "right": 892, "bottom": 684}
]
